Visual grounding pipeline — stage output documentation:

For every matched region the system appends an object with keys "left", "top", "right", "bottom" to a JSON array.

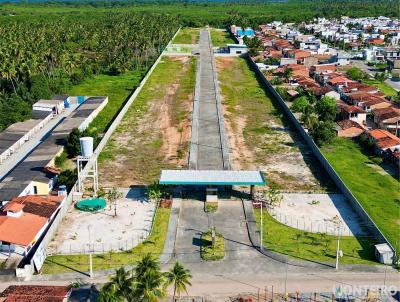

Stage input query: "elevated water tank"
[{"left": 80, "top": 137, "right": 93, "bottom": 157}]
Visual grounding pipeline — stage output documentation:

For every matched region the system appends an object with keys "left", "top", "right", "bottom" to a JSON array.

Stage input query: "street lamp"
[
  {"left": 88, "top": 225, "right": 93, "bottom": 278},
  {"left": 335, "top": 222, "right": 343, "bottom": 270},
  {"left": 253, "top": 201, "right": 264, "bottom": 251}
]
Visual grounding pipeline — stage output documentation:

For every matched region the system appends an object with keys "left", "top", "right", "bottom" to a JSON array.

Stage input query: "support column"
[{"left": 250, "top": 185, "right": 254, "bottom": 200}]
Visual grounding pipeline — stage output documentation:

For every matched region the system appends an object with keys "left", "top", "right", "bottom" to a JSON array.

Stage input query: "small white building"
[
  {"left": 374, "top": 243, "right": 394, "bottom": 265},
  {"left": 32, "top": 99, "right": 65, "bottom": 115},
  {"left": 227, "top": 44, "right": 248, "bottom": 55}
]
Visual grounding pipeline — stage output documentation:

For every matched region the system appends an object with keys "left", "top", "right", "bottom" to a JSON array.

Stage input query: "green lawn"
[
  {"left": 41, "top": 207, "right": 170, "bottom": 274},
  {"left": 210, "top": 28, "right": 234, "bottom": 47},
  {"left": 172, "top": 27, "right": 199, "bottom": 44},
  {"left": 321, "top": 138, "right": 400, "bottom": 252},
  {"left": 69, "top": 70, "right": 145, "bottom": 134},
  {"left": 254, "top": 209, "right": 378, "bottom": 265},
  {"left": 200, "top": 230, "right": 225, "bottom": 261},
  {"left": 99, "top": 56, "right": 196, "bottom": 185},
  {"left": 363, "top": 79, "right": 398, "bottom": 97}
]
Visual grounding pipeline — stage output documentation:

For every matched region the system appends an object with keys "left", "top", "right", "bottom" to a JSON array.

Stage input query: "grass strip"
[
  {"left": 254, "top": 209, "right": 378, "bottom": 265},
  {"left": 172, "top": 27, "right": 200, "bottom": 44},
  {"left": 210, "top": 28, "right": 234, "bottom": 47}
]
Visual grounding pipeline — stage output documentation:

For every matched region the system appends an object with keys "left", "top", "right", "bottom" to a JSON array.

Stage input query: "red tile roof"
[
  {"left": 0, "top": 285, "right": 71, "bottom": 302},
  {"left": 4, "top": 195, "right": 64, "bottom": 219},
  {"left": 0, "top": 213, "right": 47, "bottom": 246}
]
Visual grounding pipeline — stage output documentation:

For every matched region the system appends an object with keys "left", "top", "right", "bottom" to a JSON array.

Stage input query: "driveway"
[{"left": 173, "top": 199, "right": 314, "bottom": 275}]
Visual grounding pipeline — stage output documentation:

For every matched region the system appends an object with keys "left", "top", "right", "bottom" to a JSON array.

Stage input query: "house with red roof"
[
  {"left": 337, "top": 101, "right": 367, "bottom": 125},
  {"left": 336, "top": 120, "right": 365, "bottom": 138},
  {"left": 0, "top": 285, "right": 71, "bottom": 302},
  {"left": 368, "top": 129, "right": 400, "bottom": 152},
  {"left": 0, "top": 195, "right": 65, "bottom": 263}
]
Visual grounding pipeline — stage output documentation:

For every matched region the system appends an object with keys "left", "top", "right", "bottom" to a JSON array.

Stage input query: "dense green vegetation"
[
  {"left": 0, "top": 12, "right": 178, "bottom": 131},
  {"left": 321, "top": 138, "right": 400, "bottom": 253},
  {"left": 41, "top": 207, "right": 170, "bottom": 274},
  {"left": 0, "top": 1, "right": 397, "bottom": 27},
  {"left": 254, "top": 209, "right": 378, "bottom": 265}
]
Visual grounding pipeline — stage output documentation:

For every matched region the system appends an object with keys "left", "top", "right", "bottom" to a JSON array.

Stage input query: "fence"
[
  {"left": 17, "top": 28, "right": 182, "bottom": 279},
  {"left": 247, "top": 56, "right": 394, "bottom": 252},
  {"left": 48, "top": 233, "right": 150, "bottom": 256},
  {"left": 267, "top": 208, "right": 354, "bottom": 237}
]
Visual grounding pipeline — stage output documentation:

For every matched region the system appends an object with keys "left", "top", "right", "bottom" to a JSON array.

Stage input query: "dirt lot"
[
  {"left": 217, "top": 57, "right": 334, "bottom": 192},
  {"left": 99, "top": 56, "right": 196, "bottom": 186}
]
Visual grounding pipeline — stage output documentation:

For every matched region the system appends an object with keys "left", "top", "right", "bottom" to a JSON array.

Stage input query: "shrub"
[
  {"left": 291, "top": 96, "right": 310, "bottom": 113},
  {"left": 311, "top": 121, "right": 337, "bottom": 146}
]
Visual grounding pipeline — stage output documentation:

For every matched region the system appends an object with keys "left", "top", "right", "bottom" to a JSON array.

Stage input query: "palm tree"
[
  {"left": 164, "top": 262, "right": 192, "bottom": 302},
  {"left": 134, "top": 254, "right": 160, "bottom": 279},
  {"left": 131, "top": 254, "right": 165, "bottom": 302},
  {"left": 132, "top": 269, "right": 166, "bottom": 302},
  {"left": 99, "top": 267, "right": 133, "bottom": 302}
]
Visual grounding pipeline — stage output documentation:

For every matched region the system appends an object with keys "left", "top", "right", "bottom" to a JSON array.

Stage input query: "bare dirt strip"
[
  {"left": 99, "top": 56, "right": 196, "bottom": 187},
  {"left": 217, "top": 57, "right": 335, "bottom": 192}
]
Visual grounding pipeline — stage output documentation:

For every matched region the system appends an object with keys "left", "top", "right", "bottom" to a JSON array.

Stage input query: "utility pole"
[
  {"left": 88, "top": 225, "right": 93, "bottom": 278},
  {"left": 335, "top": 222, "right": 342, "bottom": 270},
  {"left": 254, "top": 201, "right": 264, "bottom": 251}
]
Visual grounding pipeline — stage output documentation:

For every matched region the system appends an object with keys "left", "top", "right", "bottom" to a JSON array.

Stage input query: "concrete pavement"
[{"left": 189, "top": 29, "right": 230, "bottom": 170}]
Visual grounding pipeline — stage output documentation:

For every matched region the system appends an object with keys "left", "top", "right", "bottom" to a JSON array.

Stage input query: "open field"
[
  {"left": 173, "top": 27, "right": 199, "bottom": 44},
  {"left": 69, "top": 70, "right": 145, "bottom": 134},
  {"left": 210, "top": 28, "right": 234, "bottom": 47},
  {"left": 41, "top": 207, "right": 170, "bottom": 274},
  {"left": 321, "top": 137, "right": 400, "bottom": 252},
  {"left": 254, "top": 209, "right": 377, "bottom": 265},
  {"left": 363, "top": 79, "right": 398, "bottom": 97},
  {"left": 99, "top": 56, "right": 196, "bottom": 186},
  {"left": 217, "top": 57, "right": 334, "bottom": 192}
]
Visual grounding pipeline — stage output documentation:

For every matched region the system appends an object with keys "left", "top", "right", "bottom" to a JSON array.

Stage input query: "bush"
[
  {"left": 315, "top": 96, "right": 338, "bottom": 121},
  {"left": 57, "top": 169, "right": 78, "bottom": 191},
  {"left": 311, "top": 121, "right": 337, "bottom": 146},
  {"left": 346, "top": 67, "right": 369, "bottom": 81},
  {"left": 54, "top": 152, "right": 68, "bottom": 168},
  {"left": 291, "top": 96, "right": 310, "bottom": 113},
  {"left": 65, "top": 128, "right": 83, "bottom": 158}
]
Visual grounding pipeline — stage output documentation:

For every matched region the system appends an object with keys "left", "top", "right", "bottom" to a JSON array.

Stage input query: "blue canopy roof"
[{"left": 159, "top": 170, "right": 266, "bottom": 186}]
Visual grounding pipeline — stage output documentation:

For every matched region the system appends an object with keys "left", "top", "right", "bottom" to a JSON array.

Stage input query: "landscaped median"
[
  {"left": 41, "top": 207, "right": 170, "bottom": 274},
  {"left": 200, "top": 229, "right": 225, "bottom": 261},
  {"left": 253, "top": 209, "right": 377, "bottom": 265}
]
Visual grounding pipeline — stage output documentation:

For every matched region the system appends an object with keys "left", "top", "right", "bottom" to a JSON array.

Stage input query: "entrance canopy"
[{"left": 159, "top": 170, "right": 266, "bottom": 186}]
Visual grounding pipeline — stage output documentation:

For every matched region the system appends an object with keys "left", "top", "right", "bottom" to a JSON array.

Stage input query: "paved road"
[{"left": 192, "top": 30, "right": 229, "bottom": 170}]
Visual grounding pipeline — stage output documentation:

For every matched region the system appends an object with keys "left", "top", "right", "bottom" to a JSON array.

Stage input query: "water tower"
[{"left": 77, "top": 137, "right": 98, "bottom": 194}]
